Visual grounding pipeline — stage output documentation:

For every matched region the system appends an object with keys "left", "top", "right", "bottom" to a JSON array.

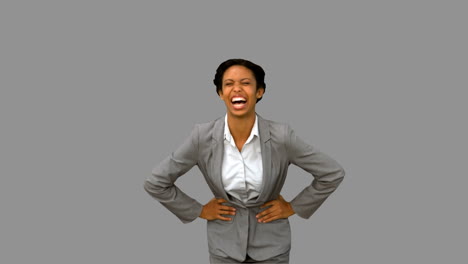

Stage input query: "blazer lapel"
[
  {"left": 252, "top": 114, "right": 272, "bottom": 204},
  {"left": 210, "top": 117, "right": 229, "bottom": 200}
]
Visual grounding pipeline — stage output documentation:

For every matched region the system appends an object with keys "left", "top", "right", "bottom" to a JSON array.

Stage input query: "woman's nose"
[{"left": 233, "top": 83, "right": 242, "bottom": 91}]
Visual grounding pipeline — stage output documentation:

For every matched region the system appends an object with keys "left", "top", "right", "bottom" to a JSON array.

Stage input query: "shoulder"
[
  {"left": 257, "top": 114, "right": 292, "bottom": 144},
  {"left": 194, "top": 116, "right": 223, "bottom": 133},
  {"left": 258, "top": 114, "right": 290, "bottom": 132},
  {"left": 190, "top": 116, "right": 224, "bottom": 143}
]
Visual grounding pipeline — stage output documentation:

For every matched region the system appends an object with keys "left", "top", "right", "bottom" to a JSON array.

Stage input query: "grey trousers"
[{"left": 209, "top": 251, "right": 290, "bottom": 264}]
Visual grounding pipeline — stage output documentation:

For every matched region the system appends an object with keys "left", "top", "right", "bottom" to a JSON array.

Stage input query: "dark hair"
[{"left": 213, "top": 58, "right": 266, "bottom": 103}]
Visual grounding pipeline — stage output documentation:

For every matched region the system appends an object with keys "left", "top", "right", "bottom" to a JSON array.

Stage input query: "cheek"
[{"left": 222, "top": 86, "right": 232, "bottom": 94}]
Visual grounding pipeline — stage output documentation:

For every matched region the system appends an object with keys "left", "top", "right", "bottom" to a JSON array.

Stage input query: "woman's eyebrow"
[{"left": 224, "top": 78, "right": 251, "bottom": 83}]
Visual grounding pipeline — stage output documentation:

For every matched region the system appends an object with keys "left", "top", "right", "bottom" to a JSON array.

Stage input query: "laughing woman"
[{"left": 144, "top": 58, "right": 345, "bottom": 264}]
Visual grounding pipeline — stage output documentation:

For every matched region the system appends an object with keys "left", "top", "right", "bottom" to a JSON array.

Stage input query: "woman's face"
[{"left": 219, "top": 65, "right": 264, "bottom": 119}]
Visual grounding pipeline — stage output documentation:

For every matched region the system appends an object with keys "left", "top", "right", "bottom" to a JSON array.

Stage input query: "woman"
[{"left": 144, "top": 58, "right": 345, "bottom": 263}]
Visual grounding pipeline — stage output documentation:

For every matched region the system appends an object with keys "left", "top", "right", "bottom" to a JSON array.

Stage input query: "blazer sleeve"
[
  {"left": 144, "top": 124, "right": 204, "bottom": 224},
  {"left": 285, "top": 125, "right": 345, "bottom": 219}
]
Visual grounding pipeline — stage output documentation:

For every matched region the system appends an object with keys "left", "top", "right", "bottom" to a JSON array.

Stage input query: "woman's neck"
[{"left": 227, "top": 113, "right": 256, "bottom": 142}]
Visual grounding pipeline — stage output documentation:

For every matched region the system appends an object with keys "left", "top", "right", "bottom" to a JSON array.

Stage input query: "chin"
[{"left": 228, "top": 109, "right": 255, "bottom": 118}]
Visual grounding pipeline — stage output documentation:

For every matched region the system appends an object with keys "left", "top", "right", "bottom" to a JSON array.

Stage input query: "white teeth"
[{"left": 232, "top": 97, "right": 246, "bottom": 103}]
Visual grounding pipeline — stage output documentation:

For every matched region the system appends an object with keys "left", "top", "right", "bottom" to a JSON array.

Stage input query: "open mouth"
[
  {"left": 231, "top": 97, "right": 247, "bottom": 110},
  {"left": 231, "top": 97, "right": 247, "bottom": 105}
]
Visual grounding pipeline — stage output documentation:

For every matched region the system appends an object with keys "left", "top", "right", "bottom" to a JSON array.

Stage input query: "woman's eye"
[
  {"left": 242, "top": 82, "right": 250, "bottom": 85},
  {"left": 225, "top": 83, "right": 233, "bottom": 86}
]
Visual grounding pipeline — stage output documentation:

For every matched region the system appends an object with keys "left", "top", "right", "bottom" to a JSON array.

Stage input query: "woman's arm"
[
  {"left": 285, "top": 125, "right": 345, "bottom": 219},
  {"left": 144, "top": 125, "right": 204, "bottom": 223}
]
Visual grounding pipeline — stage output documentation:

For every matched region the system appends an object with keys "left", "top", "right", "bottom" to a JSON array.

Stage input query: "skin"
[{"left": 199, "top": 65, "right": 295, "bottom": 223}]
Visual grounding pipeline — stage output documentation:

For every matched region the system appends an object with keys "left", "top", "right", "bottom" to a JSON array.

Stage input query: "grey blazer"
[{"left": 144, "top": 114, "right": 345, "bottom": 262}]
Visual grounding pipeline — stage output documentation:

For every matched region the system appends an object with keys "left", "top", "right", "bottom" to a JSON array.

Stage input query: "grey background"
[{"left": 1, "top": 1, "right": 467, "bottom": 263}]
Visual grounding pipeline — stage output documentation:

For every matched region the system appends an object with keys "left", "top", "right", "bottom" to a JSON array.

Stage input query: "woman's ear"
[{"left": 256, "top": 87, "right": 265, "bottom": 98}]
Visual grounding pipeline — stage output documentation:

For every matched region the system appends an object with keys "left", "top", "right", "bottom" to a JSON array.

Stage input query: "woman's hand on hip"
[
  {"left": 256, "top": 195, "right": 295, "bottom": 223},
  {"left": 199, "top": 198, "right": 236, "bottom": 221}
]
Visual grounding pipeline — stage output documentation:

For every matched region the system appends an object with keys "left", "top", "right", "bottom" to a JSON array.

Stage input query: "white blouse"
[{"left": 222, "top": 114, "right": 263, "bottom": 203}]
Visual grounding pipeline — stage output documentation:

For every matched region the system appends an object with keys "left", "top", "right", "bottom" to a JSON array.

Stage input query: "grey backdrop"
[{"left": 1, "top": 1, "right": 467, "bottom": 263}]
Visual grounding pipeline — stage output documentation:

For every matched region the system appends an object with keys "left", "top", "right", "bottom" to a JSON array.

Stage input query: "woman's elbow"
[
  {"left": 338, "top": 165, "right": 345, "bottom": 180},
  {"left": 144, "top": 178, "right": 175, "bottom": 202},
  {"left": 144, "top": 178, "right": 163, "bottom": 196}
]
